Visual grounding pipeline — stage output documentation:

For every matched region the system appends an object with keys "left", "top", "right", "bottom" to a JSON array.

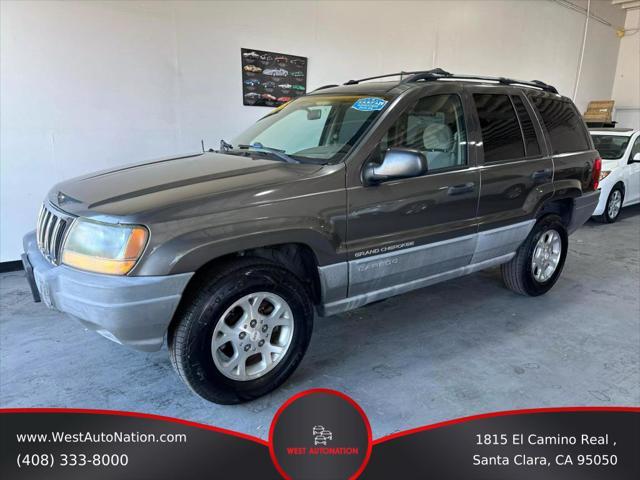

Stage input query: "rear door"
[
  {"left": 468, "top": 87, "right": 554, "bottom": 260},
  {"left": 345, "top": 84, "right": 479, "bottom": 297}
]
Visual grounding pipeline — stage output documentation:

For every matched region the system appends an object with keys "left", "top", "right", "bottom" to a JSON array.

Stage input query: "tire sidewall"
[
  {"left": 521, "top": 216, "right": 568, "bottom": 295},
  {"left": 182, "top": 264, "right": 313, "bottom": 403}
]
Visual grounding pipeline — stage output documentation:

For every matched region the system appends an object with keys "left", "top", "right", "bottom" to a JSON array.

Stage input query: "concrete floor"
[{"left": 1, "top": 207, "right": 639, "bottom": 440}]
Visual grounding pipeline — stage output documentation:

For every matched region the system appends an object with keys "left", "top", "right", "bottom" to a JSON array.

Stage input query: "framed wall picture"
[{"left": 241, "top": 48, "right": 307, "bottom": 107}]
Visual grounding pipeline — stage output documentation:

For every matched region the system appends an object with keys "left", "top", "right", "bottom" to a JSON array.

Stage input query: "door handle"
[
  {"left": 532, "top": 169, "right": 552, "bottom": 181},
  {"left": 447, "top": 182, "right": 475, "bottom": 196}
]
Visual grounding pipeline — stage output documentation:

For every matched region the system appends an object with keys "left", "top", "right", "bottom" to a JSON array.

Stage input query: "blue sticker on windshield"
[{"left": 352, "top": 97, "right": 387, "bottom": 111}]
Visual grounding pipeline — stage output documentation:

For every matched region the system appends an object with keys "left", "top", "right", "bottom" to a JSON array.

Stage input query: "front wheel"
[
  {"left": 501, "top": 215, "right": 568, "bottom": 296},
  {"left": 169, "top": 258, "right": 314, "bottom": 404},
  {"left": 594, "top": 187, "right": 624, "bottom": 223}
]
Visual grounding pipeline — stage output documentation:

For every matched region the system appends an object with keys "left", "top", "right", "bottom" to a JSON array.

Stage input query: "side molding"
[
  {"left": 317, "top": 262, "right": 349, "bottom": 305},
  {"left": 318, "top": 254, "right": 515, "bottom": 317},
  {"left": 316, "top": 220, "right": 535, "bottom": 317},
  {"left": 472, "top": 220, "right": 535, "bottom": 263}
]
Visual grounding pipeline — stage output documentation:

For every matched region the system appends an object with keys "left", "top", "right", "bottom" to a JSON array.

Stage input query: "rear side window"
[
  {"left": 512, "top": 96, "right": 541, "bottom": 157},
  {"left": 528, "top": 95, "right": 590, "bottom": 154},
  {"left": 473, "top": 94, "right": 525, "bottom": 162}
]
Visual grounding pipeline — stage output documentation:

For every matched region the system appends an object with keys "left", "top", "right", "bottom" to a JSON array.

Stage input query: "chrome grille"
[{"left": 36, "top": 203, "right": 73, "bottom": 264}]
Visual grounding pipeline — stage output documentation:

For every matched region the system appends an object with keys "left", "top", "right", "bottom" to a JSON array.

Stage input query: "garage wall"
[
  {"left": 0, "top": 1, "right": 182, "bottom": 262},
  {"left": 173, "top": 0, "right": 626, "bottom": 152},
  {"left": 0, "top": 0, "right": 626, "bottom": 262},
  {"left": 612, "top": 8, "right": 640, "bottom": 128}
]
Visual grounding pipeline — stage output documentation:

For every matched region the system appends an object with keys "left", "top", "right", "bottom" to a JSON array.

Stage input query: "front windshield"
[
  {"left": 591, "top": 134, "right": 630, "bottom": 160},
  {"left": 231, "top": 94, "right": 391, "bottom": 164}
]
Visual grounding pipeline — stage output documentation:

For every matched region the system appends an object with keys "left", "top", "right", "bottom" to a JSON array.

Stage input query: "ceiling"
[{"left": 612, "top": 0, "right": 640, "bottom": 11}]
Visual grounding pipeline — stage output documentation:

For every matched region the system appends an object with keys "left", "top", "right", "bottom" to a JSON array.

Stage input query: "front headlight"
[
  {"left": 61, "top": 219, "right": 148, "bottom": 275},
  {"left": 599, "top": 171, "right": 611, "bottom": 181}
]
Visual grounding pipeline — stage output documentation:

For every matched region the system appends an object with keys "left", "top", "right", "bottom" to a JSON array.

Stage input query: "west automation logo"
[
  {"left": 270, "top": 389, "right": 372, "bottom": 480},
  {"left": 313, "top": 425, "right": 332, "bottom": 446}
]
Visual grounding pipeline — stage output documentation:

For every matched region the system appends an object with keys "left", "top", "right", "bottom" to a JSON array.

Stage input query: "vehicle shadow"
[
  {"left": 618, "top": 202, "right": 640, "bottom": 219},
  {"left": 584, "top": 202, "right": 640, "bottom": 227},
  {"left": 296, "top": 266, "right": 560, "bottom": 384}
]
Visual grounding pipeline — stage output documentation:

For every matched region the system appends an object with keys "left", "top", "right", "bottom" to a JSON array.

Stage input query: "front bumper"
[
  {"left": 567, "top": 190, "right": 601, "bottom": 234},
  {"left": 22, "top": 231, "right": 193, "bottom": 351}
]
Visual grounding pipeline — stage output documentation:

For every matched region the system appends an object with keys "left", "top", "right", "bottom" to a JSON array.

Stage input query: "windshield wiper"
[
  {"left": 237, "top": 143, "right": 300, "bottom": 164},
  {"left": 220, "top": 139, "right": 233, "bottom": 152}
]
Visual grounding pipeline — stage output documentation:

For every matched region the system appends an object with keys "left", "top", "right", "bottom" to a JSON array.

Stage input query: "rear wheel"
[
  {"left": 501, "top": 215, "right": 568, "bottom": 296},
  {"left": 169, "top": 258, "right": 314, "bottom": 404},
  {"left": 594, "top": 186, "right": 623, "bottom": 223}
]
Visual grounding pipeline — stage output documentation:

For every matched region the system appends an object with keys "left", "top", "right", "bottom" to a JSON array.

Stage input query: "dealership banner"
[{"left": 1, "top": 390, "right": 638, "bottom": 479}]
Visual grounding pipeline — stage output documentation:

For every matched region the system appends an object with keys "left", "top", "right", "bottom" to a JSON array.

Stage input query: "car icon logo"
[{"left": 313, "top": 425, "right": 333, "bottom": 446}]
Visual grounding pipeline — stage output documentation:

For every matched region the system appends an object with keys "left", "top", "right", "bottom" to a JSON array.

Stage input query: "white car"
[
  {"left": 263, "top": 68, "right": 288, "bottom": 77},
  {"left": 590, "top": 128, "right": 640, "bottom": 223}
]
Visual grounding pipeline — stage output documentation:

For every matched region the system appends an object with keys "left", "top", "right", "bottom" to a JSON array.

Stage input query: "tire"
[
  {"left": 501, "top": 215, "right": 568, "bottom": 296},
  {"left": 169, "top": 257, "right": 314, "bottom": 404},
  {"left": 593, "top": 186, "right": 624, "bottom": 223}
]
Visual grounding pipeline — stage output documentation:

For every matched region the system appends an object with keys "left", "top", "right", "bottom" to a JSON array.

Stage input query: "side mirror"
[
  {"left": 363, "top": 148, "right": 428, "bottom": 184},
  {"left": 631, "top": 152, "right": 640, "bottom": 163}
]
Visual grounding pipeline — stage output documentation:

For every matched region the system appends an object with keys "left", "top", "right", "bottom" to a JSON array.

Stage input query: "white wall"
[
  {"left": 612, "top": 8, "right": 640, "bottom": 128},
  {"left": 1, "top": 1, "right": 181, "bottom": 261},
  {"left": 0, "top": 0, "right": 627, "bottom": 261}
]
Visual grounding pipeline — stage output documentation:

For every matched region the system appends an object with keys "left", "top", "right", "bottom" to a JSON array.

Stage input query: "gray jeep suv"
[{"left": 22, "top": 69, "right": 601, "bottom": 404}]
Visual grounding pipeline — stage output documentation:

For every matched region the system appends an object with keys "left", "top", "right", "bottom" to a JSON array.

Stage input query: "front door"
[
  {"left": 346, "top": 86, "right": 479, "bottom": 297},
  {"left": 625, "top": 134, "right": 640, "bottom": 204}
]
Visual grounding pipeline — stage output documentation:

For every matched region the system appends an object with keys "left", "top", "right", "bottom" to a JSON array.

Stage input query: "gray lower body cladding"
[
  {"left": 567, "top": 190, "right": 600, "bottom": 234},
  {"left": 23, "top": 231, "right": 193, "bottom": 351},
  {"left": 317, "top": 220, "right": 535, "bottom": 316}
]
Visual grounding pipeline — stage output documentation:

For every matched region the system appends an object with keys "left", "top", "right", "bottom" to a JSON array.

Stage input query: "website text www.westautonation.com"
[{"left": 16, "top": 431, "right": 187, "bottom": 444}]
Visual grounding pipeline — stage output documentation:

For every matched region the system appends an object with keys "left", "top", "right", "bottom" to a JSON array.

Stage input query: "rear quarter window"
[{"left": 528, "top": 95, "right": 590, "bottom": 154}]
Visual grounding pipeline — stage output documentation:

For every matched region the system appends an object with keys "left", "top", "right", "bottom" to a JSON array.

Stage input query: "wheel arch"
[
  {"left": 166, "top": 241, "right": 323, "bottom": 348},
  {"left": 611, "top": 180, "right": 626, "bottom": 195},
  {"left": 534, "top": 196, "right": 574, "bottom": 228},
  {"left": 174, "top": 239, "right": 322, "bottom": 311}
]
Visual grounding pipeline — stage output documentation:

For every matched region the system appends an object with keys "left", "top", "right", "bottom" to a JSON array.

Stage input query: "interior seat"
[{"left": 422, "top": 123, "right": 455, "bottom": 170}]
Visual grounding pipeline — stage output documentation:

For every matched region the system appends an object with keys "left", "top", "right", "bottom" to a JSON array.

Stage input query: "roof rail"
[
  {"left": 401, "top": 69, "right": 558, "bottom": 94},
  {"left": 343, "top": 70, "right": 429, "bottom": 85},
  {"left": 342, "top": 68, "right": 558, "bottom": 94},
  {"left": 312, "top": 84, "right": 339, "bottom": 92}
]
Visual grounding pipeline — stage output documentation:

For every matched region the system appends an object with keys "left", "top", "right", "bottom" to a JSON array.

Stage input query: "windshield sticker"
[{"left": 352, "top": 97, "right": 387, "bottom": 111}]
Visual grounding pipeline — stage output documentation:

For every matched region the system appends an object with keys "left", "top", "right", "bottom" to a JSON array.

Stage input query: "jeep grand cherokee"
[{"left": 22, "top": 69, "right": 600, "bottom": 404}]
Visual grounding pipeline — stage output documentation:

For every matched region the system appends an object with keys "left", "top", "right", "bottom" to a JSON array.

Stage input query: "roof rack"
[
  {"left": 343, "top": 71, "right": 429, "bottom": 85},
  {"left": 312, "top": 84, "right": 339, "bottom": 92},
  {"left": 344, "top": 68, "right": 558, "bottom": 94}
]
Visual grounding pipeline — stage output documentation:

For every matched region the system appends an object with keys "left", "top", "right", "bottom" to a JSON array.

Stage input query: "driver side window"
[
  {"left": 631, "top": 136, "right": 640, "bottom": 162},
  {"left": 377, "top": 94, "right": 467, "bottom": 171}
]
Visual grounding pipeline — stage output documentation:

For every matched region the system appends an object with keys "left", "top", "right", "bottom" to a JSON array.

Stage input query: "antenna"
[{"left": 201, "top": 139, "right": 205, "bottom": 153}]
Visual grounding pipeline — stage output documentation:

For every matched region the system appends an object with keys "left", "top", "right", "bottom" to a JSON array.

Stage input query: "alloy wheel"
[
  {"left": 531, "top": 229, "right": 562, "bottom": 283},
  {"left": 211, "top": 292, "right": 294, "bottom": 381},
  {"left": 608, "top": 190, "right": 622, "bottom": 220}
]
